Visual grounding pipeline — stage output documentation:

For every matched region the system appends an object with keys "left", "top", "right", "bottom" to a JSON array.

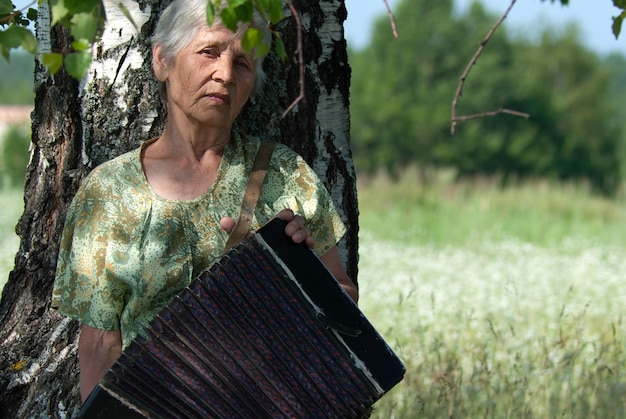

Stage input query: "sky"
[{"left": 344, "top": 0, "right": 626, "bottom": 55}]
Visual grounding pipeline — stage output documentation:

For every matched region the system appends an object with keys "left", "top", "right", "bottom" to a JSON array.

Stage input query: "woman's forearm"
[
  {"left": 320, "top": 246, "right": 359, "bottom": 303},
  {"left": 78, "top": 325, "right": 122, "bottom": 402}
]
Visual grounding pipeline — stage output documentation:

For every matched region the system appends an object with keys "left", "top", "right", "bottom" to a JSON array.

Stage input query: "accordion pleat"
[{"left": 101, "top": 239, "right": 380, "bottom": 418}]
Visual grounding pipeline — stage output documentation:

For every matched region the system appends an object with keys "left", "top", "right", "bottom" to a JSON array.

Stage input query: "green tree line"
[
  {"left": 350, "top": 0, "right": 626, "bottom": 194},
  {"left": 3, "top": 0, "right": 626, "bottom": 193},
  {"left": 0, "top": 50, "right": 33, "bottom": 104}
]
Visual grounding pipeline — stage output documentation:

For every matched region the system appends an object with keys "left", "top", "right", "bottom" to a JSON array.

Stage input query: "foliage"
[
  {"left": 349, "top": 0, "right": 624, "bottom": 194},
  {"left": 0, "top": 50, "right": 33, "bottom": 104},
  {"left": 0, "top": 0, "right": 37, "bottom": 59},
  {"left": 357, "top": 166, "right": 626, "bottom": 247},
  {"left": 0, "top": 123, "right": 30, "bottom": 187},
  {"left": 0, "top": 187, "right": 21, "bottom": 295},
  {"left": 0, "top": 0, "right": 285, "bottom": 79}
]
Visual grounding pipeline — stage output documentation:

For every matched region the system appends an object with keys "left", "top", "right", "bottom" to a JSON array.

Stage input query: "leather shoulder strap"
[{"left": 223, "top": 141, "right": 276, "bottom": 254}]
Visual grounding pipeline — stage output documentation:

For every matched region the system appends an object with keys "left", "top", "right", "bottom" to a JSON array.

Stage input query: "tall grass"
[
  {"left": 357, "top": 168, "right": 626, "bottom": 417},
  {"left": 1, "top": 171, "right": 625, "bottom": 417}
]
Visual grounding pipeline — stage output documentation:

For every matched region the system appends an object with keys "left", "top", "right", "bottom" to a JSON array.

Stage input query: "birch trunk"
[{"left": 0, "top": 1, "right": 357, "bottom": 416}]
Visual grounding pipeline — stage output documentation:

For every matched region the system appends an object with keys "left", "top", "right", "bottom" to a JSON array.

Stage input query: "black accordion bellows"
[{"left": 80, "top": 218, "right": 405, "bottom": 418}]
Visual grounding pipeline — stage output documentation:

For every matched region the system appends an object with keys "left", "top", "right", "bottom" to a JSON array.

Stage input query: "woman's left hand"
[
  {"left": 220, "top": 209, "right": 314, "bottom": 248},
  {"left": 276, "top": 208, "right": 315, "bottom": 249},
  {"left": 277, "top": 209, "right": 358, "bottom": 301}
]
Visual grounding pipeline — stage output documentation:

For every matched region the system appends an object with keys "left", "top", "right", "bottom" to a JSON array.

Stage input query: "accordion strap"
[{"left": 223, "top": 141, "right": 276, "bottom": 254}]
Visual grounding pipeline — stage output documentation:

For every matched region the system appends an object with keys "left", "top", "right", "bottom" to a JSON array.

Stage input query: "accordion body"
[{"left": 80, "top": 219, "right": 405, "bottom": 418}]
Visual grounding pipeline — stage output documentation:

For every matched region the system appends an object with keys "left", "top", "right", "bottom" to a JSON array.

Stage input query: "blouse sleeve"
[
  {"left": 51, "top": 169, "right": 128, "bottom": 331},
  {"left": 257, "top": 143, "right": 347, "bottom": 256}
]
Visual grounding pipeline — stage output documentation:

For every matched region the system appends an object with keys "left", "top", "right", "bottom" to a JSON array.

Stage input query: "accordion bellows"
[{"left": 80, "top": 219, "right": 405, "bottom": 418}]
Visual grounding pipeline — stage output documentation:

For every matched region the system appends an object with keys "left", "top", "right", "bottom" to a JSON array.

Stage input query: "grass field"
[
  {"left": 1, "top": 169, "right": 626, "bottom": 417},
  {"left": 356, "top": 169, "right": 626, "bottom": 417}
]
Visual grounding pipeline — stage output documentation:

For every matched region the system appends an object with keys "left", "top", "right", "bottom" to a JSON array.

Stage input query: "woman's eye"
[
  {"left": 203, "top": 48, "right": 218, "bottom": 57},
  {"left": 236, "top": 58, "right": 252, "bottom": 69}
]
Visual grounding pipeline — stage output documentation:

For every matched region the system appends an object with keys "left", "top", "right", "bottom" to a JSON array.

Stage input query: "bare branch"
[
  {"left": 282, "top": 0, "right": 305, "bottom": 119},
  {"left": 451, "top": 0, "right": 528, "bottom": 135},
  {"left": 452, "top": 107, "right": 530, "bottom": 123},
  {"left": 382, "top": 0, "right": 399, "bottom": 39}
]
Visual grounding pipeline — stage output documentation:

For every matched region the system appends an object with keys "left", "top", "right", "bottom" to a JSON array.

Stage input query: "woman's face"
[{"left": 154, "top": 26, "right": 256, "bottom": 130}]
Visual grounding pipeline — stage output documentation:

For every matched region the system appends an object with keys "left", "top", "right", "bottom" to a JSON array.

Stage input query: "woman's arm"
[
  {"left": 279, "top": 209, "right": 358, "bottom": 303},
  {"left": 319, "top": 245, "right": 358, "bottom": 303},
  {"left": 78, "top": 325, "right": 122, "bottom": 402}
]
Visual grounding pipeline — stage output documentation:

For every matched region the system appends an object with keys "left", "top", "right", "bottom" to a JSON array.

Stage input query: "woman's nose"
[{"left": 213, "top": 55, "right": 234, "bottom": 85}]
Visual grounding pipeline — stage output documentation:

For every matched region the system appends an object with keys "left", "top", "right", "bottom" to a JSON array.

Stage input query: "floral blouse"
[{"left": 52, "top": 134, "right": 345, "bottom": 346}]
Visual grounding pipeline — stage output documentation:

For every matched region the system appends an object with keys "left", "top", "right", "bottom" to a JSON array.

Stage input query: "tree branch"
[
  {"left": 382, "top": 0, "right": 399, "bottom": 39},
  {"left": 453, "top": 107, "right": 529, "bottom": 123},
  {"left": 450, "top": 0, "right": 528, "bottom": 135}
]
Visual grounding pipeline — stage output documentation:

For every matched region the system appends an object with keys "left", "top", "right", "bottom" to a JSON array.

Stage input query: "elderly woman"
[{"left": 51, "top": 0, "right": 358, "bottom": 402}]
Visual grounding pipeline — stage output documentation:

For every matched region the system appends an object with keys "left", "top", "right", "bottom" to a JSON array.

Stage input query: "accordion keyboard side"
[
  {"left": 255, "top": 218, "right": 406, "bottom": 392},
  {"left": 80, "top": 218, "right": 405, "bottom": 419}
]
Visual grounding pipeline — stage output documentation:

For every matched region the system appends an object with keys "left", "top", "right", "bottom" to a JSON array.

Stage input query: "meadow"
[
  {"left": 1, "top": 169, "right": 626, "bottom": 417},
  {"left": 357, "top": 169, "right": 626, "bottom": 418}
]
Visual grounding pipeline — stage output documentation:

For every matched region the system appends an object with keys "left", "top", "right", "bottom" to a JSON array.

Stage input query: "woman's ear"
[{"left": 152, "top": 45, "right": 169, "bottom": 82}]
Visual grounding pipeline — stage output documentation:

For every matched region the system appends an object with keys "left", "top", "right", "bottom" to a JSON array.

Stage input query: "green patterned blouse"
[{"left": 52, "top": 134, "right": 345, "bottom": 346}]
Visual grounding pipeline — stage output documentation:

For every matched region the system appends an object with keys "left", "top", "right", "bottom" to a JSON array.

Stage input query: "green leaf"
[
  {"left": 65, "top": 0, "right": 100, "bottom": 15},
  {"left": 612, "top": 13, "right": 626, "bottom": 39},
  {"left": 235, "top": 2, "right": 254, "bottom": 22},
  {"left": 220, "top": 6, "right": 238, "bottom": 32},
  {"left": 229, "top": 0, "right": 249, "bottom": 7},
  {"left": 206, "top": 1, "right": 216, "bottom": 25},
  {"left": 19, "top": 27, "right": 37, "bottom": 53},
  {"left": 0, "top": 45, "right": 9, "bottom": 61},
  {"left": 50, "top": 0, "right": 70, "bottom": 26},
  {"left": 242, "top": 27, "right": 269, "bottom": 58},
  {"left": 0, "top": 0, "right": 14, "bottom": 15},
  {"left": 42, "top": 52, "right": 63, "bottom": 75},
  {"left": 71, "top": 38, "right": 90, "bottom": 51},
  {"left": 267, "top": 0, "right": 283, "bottom": 23},
  {"left": 221, "top": 1, "right": 253, "bottom": 32},
  {"left": 64, "top": 50, "right": 92, "bottom": 79},
  {"left": 26, "top": 7, "right": 38, "bottom": 21},
  {"left": 274, "top": 35, "right": 286, "bottom": 60},
  {"left": 242, "top": 27, "right": 261, "bottom": 50},
  {"left": 70, "top": 11, "right": 101, "bottom": 42},
  {"left": 0, "top": 25, "right": 34, "bottom": 50}
]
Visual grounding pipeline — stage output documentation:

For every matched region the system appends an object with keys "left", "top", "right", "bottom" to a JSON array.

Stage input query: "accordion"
[{"left": 80, "top": 218, "right": 405, "bottom": 418}]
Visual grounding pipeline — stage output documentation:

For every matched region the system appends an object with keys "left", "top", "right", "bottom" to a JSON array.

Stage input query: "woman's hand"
[
  {"left": 220, "top": 209, "right": 314, "bottom": 248},
  {"left": 277, "top": 209, "right": 358, "bottom": 303},
  {"left": 275, "top": 208, "right": 315, "bottom": 249},
  {"left": 222, "top": 209, "right": 357, "bottom": 302}
]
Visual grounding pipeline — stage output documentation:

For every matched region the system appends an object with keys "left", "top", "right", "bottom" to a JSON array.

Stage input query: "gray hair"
[{"left": 151, "top": 0, "right": 271, "bottom": 98}]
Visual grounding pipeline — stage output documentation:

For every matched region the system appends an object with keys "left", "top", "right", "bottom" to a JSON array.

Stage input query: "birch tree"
[{"left": 0, "top": 0, "right": 358, "bottom": 416}]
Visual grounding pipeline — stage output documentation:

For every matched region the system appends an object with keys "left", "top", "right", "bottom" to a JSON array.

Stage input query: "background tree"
[
  {"left": 0, "top": 0, "right": 358, "bottom": 416},
  {"left": 350, "top": 0, "right": 623, "bottom": 193},
  {"left": 0, "top": 51, "right": 34, "bottom": 104},
  {"left": 0, "top": 123, "right": 30, "bottom": 187}
]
